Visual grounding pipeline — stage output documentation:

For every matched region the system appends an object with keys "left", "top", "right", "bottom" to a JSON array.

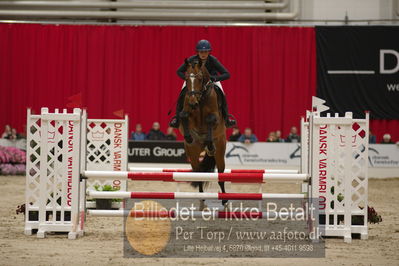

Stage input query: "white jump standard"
[{"left": 25, "top": 96, "right": 369, "bottom": 243}]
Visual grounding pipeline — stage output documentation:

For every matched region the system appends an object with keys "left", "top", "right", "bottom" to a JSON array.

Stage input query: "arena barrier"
[
  {"left": 24, "top": 108, "right": 129, "bottom": 238},
  {"left": 25, "top": 97, "right": 369, "bottom": 243}
]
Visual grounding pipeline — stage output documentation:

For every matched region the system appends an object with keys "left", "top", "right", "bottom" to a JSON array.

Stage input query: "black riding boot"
[
  {"left": 215, "top": 86, "right": 237, "bottom": 128},
  {"left": 169, "top": 88, "right": 186, "bottom": 128}
]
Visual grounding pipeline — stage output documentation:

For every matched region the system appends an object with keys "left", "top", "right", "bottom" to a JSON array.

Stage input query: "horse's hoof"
[
  {"left": 185, "top": 135, "right": 193, "bottom": 144},
  {"left": 222, "top": 200, "right": 228, "bottom": 206},
  {"left": 200, "top": 200, "right": 207, "bottom": 211}
]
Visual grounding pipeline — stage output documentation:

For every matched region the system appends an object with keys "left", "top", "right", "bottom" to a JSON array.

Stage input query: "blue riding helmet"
[{"left": 196, "top": 40, "right": 212, "bottom": 51}]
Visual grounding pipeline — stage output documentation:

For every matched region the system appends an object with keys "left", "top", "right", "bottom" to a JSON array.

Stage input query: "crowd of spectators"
[
  {"left": 227, "top": 126, "right": 396, "bottom": 145},
  {"left": 1, "top": 125, "right": 25, "bottom": 140},
  {"left": 369, "top": 131, "right": 395, "bottom": 144},
  {"left": 2, "top": 123, "right": 397, "bottom": 144},
  {"left": 229, "top": 126, "right": 300, "bottom": 144},
  {"left": 130, "top": 122, "right": 177, "bottom": 141}
]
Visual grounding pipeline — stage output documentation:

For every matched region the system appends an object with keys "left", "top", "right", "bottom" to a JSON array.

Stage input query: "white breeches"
[{"left": 181, "top": 81, "right": 225, "bottom": 94}]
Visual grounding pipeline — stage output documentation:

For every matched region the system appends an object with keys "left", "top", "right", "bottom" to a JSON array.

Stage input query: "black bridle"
[{"left": 186, "top": 72, "right": 213, "bottom": 102}]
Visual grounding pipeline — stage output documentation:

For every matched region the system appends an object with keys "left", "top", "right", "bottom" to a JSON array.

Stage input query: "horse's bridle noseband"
[{"left": 186, "top": 72, "right": 213, "bottom": 100}]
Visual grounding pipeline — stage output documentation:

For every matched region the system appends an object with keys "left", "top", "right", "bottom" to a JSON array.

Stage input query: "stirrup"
[{"left": 169, "top": 116, "right": 179, "bottom": 128}]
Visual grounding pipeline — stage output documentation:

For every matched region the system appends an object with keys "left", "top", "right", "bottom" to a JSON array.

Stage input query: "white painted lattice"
[
  {"left": 309, "top": 110, "right": 369, "bottom": 243},
  {"left": 25, "top": 109, "right": 129, "bottom": 237},
  {"left": 35, "top": 108, "right": 83, "bottom": 239},
  {"left": 24, "top": 110, "right": 42, "bottom": 235},
  {"left": 84, "top": 114, "right": 128, "bottom": 172}
]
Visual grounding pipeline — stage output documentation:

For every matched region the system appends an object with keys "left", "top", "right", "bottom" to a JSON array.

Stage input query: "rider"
[{"left": 169, "top": 39, "right": 237, "bottom": 128}]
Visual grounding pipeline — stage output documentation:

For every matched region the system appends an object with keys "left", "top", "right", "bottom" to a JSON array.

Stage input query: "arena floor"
[{"left": 1, "top": 175, "right": 398, "bottom": 265}]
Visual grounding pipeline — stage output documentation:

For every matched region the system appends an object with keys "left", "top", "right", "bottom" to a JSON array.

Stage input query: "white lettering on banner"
[
  {"left": 328, "top": 49, "right": 399, "bottom": 75},
  {"left": 380, "top": 49, "right": 399, "bottom": 74},
  {"left": 128, "top": 148, "right": 151, "bottom": 156},
  {"left": 387, "top": 83, "right": 399, "bottom": 92},
  {"left": 153, "top": 146, "right": 185, "bottom": 157}
]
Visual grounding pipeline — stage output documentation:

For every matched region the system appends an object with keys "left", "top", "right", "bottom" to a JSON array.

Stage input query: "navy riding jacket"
[{"left": 177, "top": 55, "right": 230, "bottom": 82}]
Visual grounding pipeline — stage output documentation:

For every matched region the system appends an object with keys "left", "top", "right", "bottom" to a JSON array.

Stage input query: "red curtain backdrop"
[{"left": 1, "top": 23, "right": 394, "bottom": 142}]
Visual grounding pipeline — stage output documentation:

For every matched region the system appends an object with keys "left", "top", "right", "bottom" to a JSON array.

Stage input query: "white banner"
[
  {"left": 225, "top": 142, "right": 399, "bottom": 168},
  {"left": 225, "top": 142, "right": 301, "bottom": 166},
  {"left": 368, "top": 144, "right": 399, "bottom": 168}
]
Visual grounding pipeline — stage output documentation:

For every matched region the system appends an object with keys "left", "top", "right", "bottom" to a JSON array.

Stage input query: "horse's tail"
[{"left": 190, "top": 154, "right": 216, "bottom": 188}]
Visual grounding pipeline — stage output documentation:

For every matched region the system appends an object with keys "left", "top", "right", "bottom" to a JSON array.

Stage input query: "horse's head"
[{"left": 185, "top": 58, "right": 211, "bottom": 110}]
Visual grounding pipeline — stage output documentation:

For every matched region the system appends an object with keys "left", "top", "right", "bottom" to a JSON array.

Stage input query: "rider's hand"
[{"left": 210, "top": 76, "right": 217, "bottom": 82}]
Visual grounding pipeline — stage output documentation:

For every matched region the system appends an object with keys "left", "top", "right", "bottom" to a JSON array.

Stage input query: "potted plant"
[{"left": 93, "top": 184, "right": 122, "bottom": 210}]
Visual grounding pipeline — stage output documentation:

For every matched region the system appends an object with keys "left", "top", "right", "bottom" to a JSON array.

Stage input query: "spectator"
[
  {"left": 369, "top": 129, "right": 376, "bottom": 144},
  {"left": 275, "top": 130, "right": 284, "bottom": 142},
  {"left": 238, "top": 127, "right": 258, "bottom": 144},
  {"left": 381, "top": 133, "right": 394, "bottom": 144},
  {"left": 131, "top": 123, "right": 146, "bottom": 141},
  {"left": 165, "top": 127, "right": 177, "bottom": 141},
  {"left": 10, "top": 128, "right": 19, "bottom": 140},
  {"left": 229, "top": 126, "right": 241, "bottom": 141},
  {"left": 1, "top": 125, "right": 12, "bottom": 139},
  {"left": 286, "top": 126, "right": 300, "bottom": 143},
  {"left": 19, "top": 124, "right": 27, "bottom": 139},
  {"left": 266, "top": 131, "right": 277, "bottom": 142},
  {"left": 146, "top": 122, "right": 165, "bottom": 140}
]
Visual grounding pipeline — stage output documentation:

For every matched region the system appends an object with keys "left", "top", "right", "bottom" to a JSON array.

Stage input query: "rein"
[{"left": 186, "top": 73, "right": 213, "bottom": 102}]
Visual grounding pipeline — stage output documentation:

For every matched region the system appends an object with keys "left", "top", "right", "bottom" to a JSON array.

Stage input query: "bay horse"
[{"left": 178, "top": 59, "right": 228, "bottom": 206}]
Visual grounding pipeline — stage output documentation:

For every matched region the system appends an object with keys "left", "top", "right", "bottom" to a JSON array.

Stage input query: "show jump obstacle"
[
  {"left": 24, "top": 108, "right": 128, "bottom": 238},
  {"left": 24, "top": 97, "right": 369, "bottom": 243}
]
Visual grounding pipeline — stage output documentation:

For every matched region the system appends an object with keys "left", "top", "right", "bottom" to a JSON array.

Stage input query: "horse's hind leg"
[
  {"left": 205, "top": 114, "right": 217, "bottom": 156},
  {"left": 215, "top": 137, "right": 227, "bottom": 205}
]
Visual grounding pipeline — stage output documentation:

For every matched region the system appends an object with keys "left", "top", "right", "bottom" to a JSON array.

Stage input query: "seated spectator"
[
  {"left": 10, "top": 128, "right": 19, "bottom": 140},
  {"left": 165, "top": 127, "right": 177, "bottom": 141},
  {"left": 286, "top": 126, "right": 300, "bottom": 143},
  {"left": 1, "top": 125, "right": 12, "bottom": 139},
  {"left": 146, "top": 122, "right": 165, "bottom": 140},
  {"left": 266, "top": 131, "right": 277, "bottom": 142},
  {"left": 369, "top": 129, "right": 376, "bottom": 144},
  {"left": 381, "top": 133, "right": 394, "bottom": 144},
  {"left": 238, "top": 127, "right": 258, "bottom": 144},
  {"left": 275, "top": 130, "right": 284, "bottom": 142},
  {"left": 229, "top": 126, "right": 241, "bottom": 141},
  {"left": 131, "top": 123, "right": 146, "bottom": 141}
]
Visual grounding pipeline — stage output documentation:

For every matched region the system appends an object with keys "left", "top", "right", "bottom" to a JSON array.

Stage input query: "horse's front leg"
[
  {"left": 179, "top": 110, "right": 193, "bottom": 144},
  {"left": 204, "top": 113, "right": 217, "bottom": 156}
]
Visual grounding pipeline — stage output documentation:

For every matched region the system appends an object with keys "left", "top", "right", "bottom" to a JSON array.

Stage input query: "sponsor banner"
[
  {"left": 128, "top": 141, "right": 399, "bottom": 168},
  {"left": 368, "top": 144, "right": 399, "bottom": 168},
  {"left": 316, "top": 26, "right": 399, "bottom": 119},
  {"left": 128, "top": 141, "right": 187, "bottom": 163},
  {"left": 225, "top": 142, "right": 301, "bottom": 166}
]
